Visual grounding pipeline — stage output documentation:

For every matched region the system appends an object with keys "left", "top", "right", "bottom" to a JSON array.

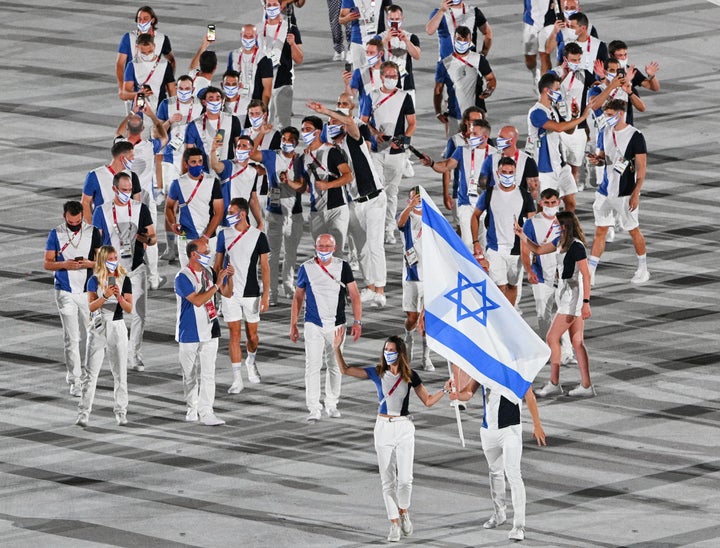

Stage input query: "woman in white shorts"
[
  {"left": 515, "top": 211, "right": 594, "bottom": 397},
  {"left": 332, "top": 328, "right": 446, "bottom": 542}
]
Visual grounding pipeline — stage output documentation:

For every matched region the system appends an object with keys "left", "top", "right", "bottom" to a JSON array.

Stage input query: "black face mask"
[{"left": 66, "top": 222, "right": 82, "bottom": 232}]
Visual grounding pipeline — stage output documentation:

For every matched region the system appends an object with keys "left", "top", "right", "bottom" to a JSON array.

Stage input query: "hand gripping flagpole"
[{"left": 448, "top": 360, "right": 466, "bottom": 448}]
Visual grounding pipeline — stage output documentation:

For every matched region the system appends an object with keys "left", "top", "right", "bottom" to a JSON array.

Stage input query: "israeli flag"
[{"left": 420, "top": 187, "right": 550, "bottom": 403}]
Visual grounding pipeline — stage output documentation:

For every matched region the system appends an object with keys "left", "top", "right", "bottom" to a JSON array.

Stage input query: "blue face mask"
[
  {"left": 196, "top": 252, "right": 212, "bottom": 267},
  {"left": 326, "top": 123, "right": 344, "bottom": 138},
  {"left": 105, "top": 260, "right": 118, "bottom": 272},
  {"left": 177, "top": 88, "right": 193, "bottom": 102},
  {"left": 226, "top": 212, "right": 241, "bottom": 225},
  {"left": 454, "top": 40, "right": 471, "bottom": 54},
  {"left": 223, "top": 85, "right": 239, "bottom": 98},
  {"left": 495, "top": 137, "right": 512, "bottom": 151},
  {"left": 498, "top": 173, "right": 515, "bottom": 188},
  {"left": 301, "top": 130, "right": 316, "bottom": 146},
  {"left": 235, "top": 148, "right": 250, "bottom": 162},
  {"left": 188, "top": 164, "right": 204, "bottom": 178},
  {"left": 137, "top": 21, "right": 152, "bottom": 33},
  {"left": 384, "top": 350, "right": 399, "bottom": 364},
  {"left": 316, "top": 250, "right": 333, "bottom": 262},
  {"left": 242, "top": 37, "right": 256, "bottom": 50},
  {"left": 281, "top": 142, "right": 296, "bottom": 154},
  {"left": 266, "top": 5, "right": 281, "bottom": 18},
  {"left": 547, "top": 89, "right": 563, "bottom": 103},
  {"left": 206, "top": 100, "right": 223, "bottom": 114}
]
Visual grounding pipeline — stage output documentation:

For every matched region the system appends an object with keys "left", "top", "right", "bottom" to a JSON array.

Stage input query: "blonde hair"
[{"left": 94, "top": 245, "right": 127, "bottom": 291}]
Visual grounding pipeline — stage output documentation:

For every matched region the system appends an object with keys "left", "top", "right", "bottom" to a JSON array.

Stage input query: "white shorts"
[
  {"left": 222, "top": 294, "right": 260, "bottom": 323},
  {"left": 402, "top": 280, "right": 424, "bottom": 313},
  {"left": 522, "top": 23, "right": 541, "bottom": 56},
  {"left": 559, "top": 130, "right": 588, "bottom": 167},
  {"left": 592, "top": 193, "right": 640, "bottom": 231},
  {"left": 486, "top": 248, "right": 522, "bottom": 287},
  {"left": 556, "top": 278, "right": 582, "bottom": 316},
  {"left": 538, "top": 166, "right": 578, "bottom": 197},
  {"left": 538, "top": 24, "right": 555, "bottom": 54}
]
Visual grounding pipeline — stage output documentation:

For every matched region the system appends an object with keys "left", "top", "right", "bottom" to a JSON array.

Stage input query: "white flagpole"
[{"left": 448, "top": 360, "right": 466, "bottom": 448}]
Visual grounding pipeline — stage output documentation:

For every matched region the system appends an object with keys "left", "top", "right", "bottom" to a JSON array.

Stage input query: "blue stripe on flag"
[
  {"left": 422, "top": 197, "right": 477, "bottom": 264},
  {"left": 425, "top": 310, "right": 531, "bottom": 398}
]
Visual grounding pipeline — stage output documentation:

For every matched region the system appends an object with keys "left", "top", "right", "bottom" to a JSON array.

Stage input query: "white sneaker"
[
  {"left": 360, "top": 288, "right": 376, "bottom": 303},
  {"left": 332, "top": 51, "right": 342, "bottom": 61},
  {"left": 246, "top": 360, "right": 261, "bottom": 384},
  {"left": 75, "top": 412, "right": 89, "bottom": 427},
  {"left": 535, "top": 381, "right": 563, "bottom": 397},
  {"left": 70, "top": 383, "right": 82, "bottom": 397},
  {"left": 483, "top": 512, "right": 506, "bottom": 529},
  {"left": 509, "top": 526, "right": 525, "bottom": 541},
  {"left": 228, "top": 378, "right": 245, "bottom": 394},
  {"left": 185, "top": 409, "right": 199, "bottom": 422},
  {"left": 115, "top": 412, "right": 128, "bottom": 426},
  {"left": 373, "top": 293, "right": 387, "bottom": 308},
  {"left": 306, "top": 410, "right": 322, "bottom": 422},
  {"left": 568, "top": 384, "right": 596, "bottom": 397},
  {"left": 606, "top": 226, "right": 615, "bottom": 242},
  {"left": 384, "top": 232, "right": 396, "bottom": 244},
  {"left": 422, "top": 355, "right": 435, "bottom": 371},
  {"left": 399, "top": 512, "right": 413, "bottom": 536},
  {"left": 561, "top": 353, "right": 577, "bottom": 366},
  {"left": 200, "top": 413, "right": 226, "bottom": 426},
  {"left": 405, "top": 334, "right": 414, "bottom": 360},
  {"left": 325, "top": 407, "right": 341, "bottom": 419},
  {"left": 631, "top": 269, "right": 650, "bottom": 284},
  {"left": 387, "top": 522, "right": 401, "bottom": 542}
]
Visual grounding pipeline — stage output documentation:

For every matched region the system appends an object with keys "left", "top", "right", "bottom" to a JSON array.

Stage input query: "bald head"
[{"left": 127, "top": 115, "right": 144, "bottom": 135}]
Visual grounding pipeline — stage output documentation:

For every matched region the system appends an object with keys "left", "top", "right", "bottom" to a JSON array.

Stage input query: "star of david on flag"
[{"left": 419, "top": 187, "right": 550, "bottom": 403}]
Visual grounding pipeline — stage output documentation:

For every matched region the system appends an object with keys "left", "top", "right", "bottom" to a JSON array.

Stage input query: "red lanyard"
[
  {"left": 226, "top": 227, "right": 249, "bottom": 251},
  {"left": 240, "top": 47, "right": 259, "bottom": 74},
  {"left": 449, "top": 4, "right": 466, "bottom": 31},
  {"left": 188, "top": 265, "right": 210, "bottom": 289},
  {"left": 228, "top": 164, "right": 249, "bottom": 182},
  {"left": 140, "top": 57, "right": 161, "bottom": 87},
  {"left": 106, "top": 164, "right": 117, "bottom": 176},
  {"left": 543, "top": 220, "right": 559, "bottom": 243},
  {"left": 59, "top": 228, "right": 81, "bottom": 255},
  {"left": 374, "top": 89, "right": 398, "bottom": 111},
  {"left": 612, "top": 130, "right": 619, "bottom": 149},
  {"left": 176, "top": 97, "right": 194, "bottom": 123},
  {"left": 385, "top": 376, "right": 404, "bottom": 398},
  {"left": 568, "top": 71, "right": 576, "bottom": 90},
  {"left": 308, "top": 151, "right": 327, "bottom": 174},
  {"left": 202, "top": 114, "right": 222, "bottom": 133},
  {"left": 470, "top": 148, "right": 476, "bottom": 177},
  {"left": 452, "top": 52, "right": 475, "bottom": 69},
  {"left": 112, "top": 202, "right": 132, "bottom": 246},
  {"left": 315, "top": 257, "right": 345, "bottom": 288},
  {"left": 185, "top": 176, "right": 204, "bottom": 206},
  {"left": 263, "top": 20, "right": 282, "bottom": 45}
]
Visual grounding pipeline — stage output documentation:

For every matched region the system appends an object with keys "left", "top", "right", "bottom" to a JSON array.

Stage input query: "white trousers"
[
  {"left": 128, "top": 266, "right": 147, "bottom": 368},
  {"left": 481, "top": 424, "right": 526, "bottom": 528},
  {"left": 303, "top": 322, "right": 343, "bottom": 412},
  {"left": 531, "top": 280, "right": 556, "bottom": 338},
  {"left": 310, "top": 206, "right": 349, "bottom": 260},
  {"left": 374, "top": 417, "right": 416, "bottom": 520},
  {"left": 269, "top": 84, "right": 293, "bottom": 129},
  {"left": 267, "top": 211, "right": 303, "bottom": 294},
  {"left": 457, "top": 203, "right": 485, "bottom": 251},
  {"left": 79, "top": 317, "right": 129, "bottom": 415},
  {"left": 179, "top": 338, "right": 219, "bottom": 417},
  {"left": 350, "top": 192, "right": 387, "bottom": 287},
  {"left": 372, "top": 151, "right": 406, "bottom": 236},
  {"left": 54, "top": 290, "right": 90, "bottom": 384},
  {"left": 144, "top": 200, "right": 160, "bottom": 285}
]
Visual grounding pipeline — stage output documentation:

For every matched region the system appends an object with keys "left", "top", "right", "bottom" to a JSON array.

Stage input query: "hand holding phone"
[
  {"left": 344, "top": 62, "right": 353, "bottom": 73},
  {"left": 108, "top": 276, "right": 116, "bottom": 286},
  {"left": 216, "top": 129, "right": 226, "bottom": 143},
  {"left": 136, "top": 93, "right": 145, "bottom": 110}
]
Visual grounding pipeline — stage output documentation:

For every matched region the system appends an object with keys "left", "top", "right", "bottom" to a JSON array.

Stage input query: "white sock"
[
  {"left": 589, "top": 255, "right": 600, "bottom": 273},
  {"left": 231, "top": 363, "right": 243, "bottom": 378},
  {"left": 637, "top": 254, "right": 647, "bottom": 270},
  {"left": 246, "top": 352, "right": 256, "bottom": 365}
]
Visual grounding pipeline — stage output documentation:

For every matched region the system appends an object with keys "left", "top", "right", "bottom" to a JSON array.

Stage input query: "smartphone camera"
[
  {"left": 617, "top": 68, "right": 626, "bottom": 78},
  {"left": 390, "top": 21, "right": 400, "bottom": 30},
  {"left": 207, "top": 24, "right": 216, "bottom": 42},
  {"left": 136, "top": 93, "right": 145, "bottom": 109},
  {"left": 108, "top": 276, "right": 116, "bottom": 286},
  {"left": 344, "top": 62, "right": 353, "bottom": 73}
]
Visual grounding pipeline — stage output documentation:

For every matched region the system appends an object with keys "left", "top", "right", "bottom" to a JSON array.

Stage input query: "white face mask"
[
  {"left": 177, "top": 88, "right": 193, "bottom": 102},
  {"left": 105, "top": 260, "right": 119, "bottom": 272},
  {"left": 281, "top": 142, "right": 296, "bottom": 153},
  {"left": 498, "top": 173, "right": 515, "bottom": 187},
  {"left": 249, "top": 114, "right": 264, "bottom": 128},
  {"left": 605, "top": 113, "right": 621, "bottom": 128},
  {"left": 547, "top": 89, "right": 563, "bottom": 103},
  {"left": 565, "top": 28, "right": 578, "bottom": 40},
  {"left": 235, "top": 149, "right": 250, "bottom": 162},
  {"left": 563, "top": 10, "right": 578, "bottom": 19},
  {"left": 301, "top": 130, "right": 316, "bottom": 146},
  {"left": 116, "top": 190, "right": 132, "bottom": 204},
  {"left": 139, "top": 52, "right": 156, "bottom": 63},
  {"left": 121, "top": 157, "right": 134, "bottom": 170},
  {"left": 265, "top": 5, "right": 281, "bottom": 18},
  {"left": 196, "top": 252, "right": 212, "bottom": 267},
  {"left": 316, "top": 250, "right": 333, "bottom": 262},
  {"left": 454, "top": 40, "right": 471, "bottom": 55},
  {"left": 226, "top": 212, "right": 241, "bottom": 225},
  {"left": 495, "top": 137, "right": 512, "bottom": 151},
  {"left": 382, "top": 77, "right": 398, "bottom": 90},
  {"left": 384, "top": 350, "right": 399, "bottom": 364},
  {"left": 223, "top": 85, "right": 239, "bottom": 98},
  {"left": 567, "top": 61, "right": 582, "bottom": 72},
  {"left": 617, "top": 58, "right": 628, "bottom": 69},
  {"left": 366, "top": 53, "right": 380, "bottom": 66},
  {"left": 137, "top": 21, "right": 152, "bottom": 33},
  {"left": 542, "top": 205, "right": 559, "bottom": 217},
  {"left": 242, "top": 37, "right": 257, "bottom": 50},
  {"left": 336, "top": 107, "right": 350, "bottom": 116},
  {"left": 206, "top": 100, "right": 223, "bottom": 114},
  {"left": 326, "top": 123, "right": 344, "bottom": 138},
  {"left": 468, "top": 135, "right": 485, "bottom": 149}
]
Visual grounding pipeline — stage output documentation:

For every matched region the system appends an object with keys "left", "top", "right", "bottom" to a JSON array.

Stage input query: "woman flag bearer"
[{"left": 333, "top": 327, "right": 446, "bottom": 542}]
